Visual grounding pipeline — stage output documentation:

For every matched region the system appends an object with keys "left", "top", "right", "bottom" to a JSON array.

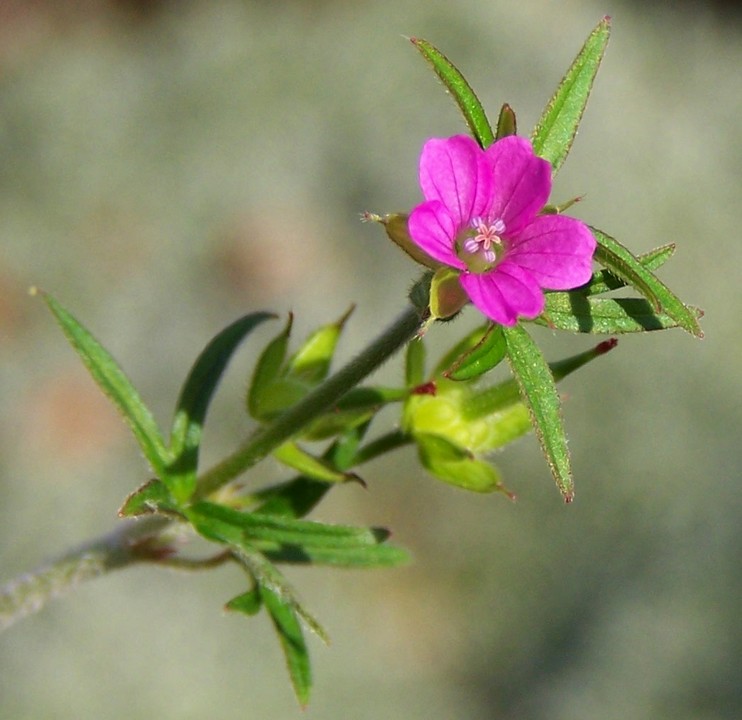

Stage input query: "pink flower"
[{"left": 408, "top": 134, "right": 596, "bottom": 326}]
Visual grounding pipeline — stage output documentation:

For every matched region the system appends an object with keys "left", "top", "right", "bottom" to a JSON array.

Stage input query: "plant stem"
[
  {"left": 194, "top": 304, "right": 423, "bottom": 499},
  {"left": 0, "top": 516, "right": 168, "bottom": 633},
  {"left": 0, "top": 304, "right": 423, "bottom": 632}
]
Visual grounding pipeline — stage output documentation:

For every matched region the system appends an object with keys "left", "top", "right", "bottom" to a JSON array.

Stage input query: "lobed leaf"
[
  {"left": 531, "top": 17, "right": 611, "bottom": 174},
  {"left": 411, "top": 37, "right": 495, "bottom": 148},
  {"left": 503, "top": 324, "right": 573, "bottom": 501}
]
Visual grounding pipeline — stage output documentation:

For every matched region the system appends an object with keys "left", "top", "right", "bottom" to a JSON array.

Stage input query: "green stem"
[
  {"left": 0, "top": 304, "right": 423, "bottom": 632},
  {"left": 195, "top": 304, "right": 423, "bottom": 499},
  {"left": 353, "top": 430, "right": 413, "bottom": 466}
]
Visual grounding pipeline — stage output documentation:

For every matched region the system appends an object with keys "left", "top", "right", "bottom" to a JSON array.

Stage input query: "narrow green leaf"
[
  {"left": 287, "top": 306, "right": 352, "bottom": 384},
  {"left": 191, "top": 501, "right": 390, "bottom": 550},
  {"left": 260, "top": 584, "right": 312, "bottom": 708},
  {"left": 273, "top": 442, "right": 360, "bottom": 484},
  {"left": 531, "top": 17, "right": 611, "bottom": 174},
  {"left": 503, "top": 324, "right": 574, "bottom": 501},
  {"left": 582, "top": 243, "right": 676, "bottom": 296},
  {"left": 537, "top": 295, "right": 704, "bottom": 334},
  {"left": 463, "top": 339, "right": 618, "bottom": 420},
  {"left": 235, "top": 547, "right": 329, "bottom": 644},
  {"left": 169, "top": 312, "right": 273, "bottom": 502},
  {"left": 592, "top": 227, "right": 703, "bottom": 337},
  {"left": 443, "top": 323, "right": 506, "bottom": 381},
  {"left": 411, "top": 37, "right": 495, "bottom": 148},
  {"left": 264, "top": 543, "right": 410, "bottom": 568},
  {"left": 252, "top": 477, "right": 333, "bottom": 519},
  {"left": 40, "top": 291, "right": 171, "bottom": 477}
]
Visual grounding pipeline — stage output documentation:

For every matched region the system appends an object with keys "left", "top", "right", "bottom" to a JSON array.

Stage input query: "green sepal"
[
  {"left": 374, "top": 213, "right": 443, "bottom": 270},
  {"left": 247, "top": 314, "right": 294, "bottom": 420},
  {"left": 410, "top": 37, "right": 495, "bottom": 149},
  {"left": 430, "top": 266, "right": 469, "bottom": 320},
  {"left": 495, "top": 103, "right": 517, "bottom": 140},
  {"left": 225, "top": 587, "right": 262, "bottom": 616},
  {"left": 592, "top": 227, "right": 703, "bottom": 337},
  {"left": 252, "top": 423, "right": 373, "bottom": 518},
  {"left": 118, "top": 478, "right": 176, "bottom": 517},
  {"left": 286, "top": 306, "right": 353, "bottom": 384},
  {"left": 272, "top": 441, "right": 361, "bottom": 484},
  {"left": 433, "top": 323, "right": 489, "bottom": 376},
  {"left": 503, "top": 324, "right": 574, "bottom": 502},
  {"left": 169, "top": 312, "right": 274, "bottom": 503},
  {"left": 415, "top": 433, "right": 510, "bottom": 494},
  {"left": 537, "top": 295, "right": 704, "bottom": 334},
  {"left": 443, "top": 323, "right": 507, "bottom": 381},
  {"left": 531, "top": 16, "right": 611, "bottom": 174},
  {"left": 39, "top": 291, "right": 171, "bottom": 479}
]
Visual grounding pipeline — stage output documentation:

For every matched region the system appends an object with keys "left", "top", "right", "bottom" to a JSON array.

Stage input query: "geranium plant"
[{"left": 0, "top": 17, "right": 701, "bottom": 706}]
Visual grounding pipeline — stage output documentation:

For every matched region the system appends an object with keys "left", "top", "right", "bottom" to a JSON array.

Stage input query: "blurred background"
[{"left": 0, "top": 1, "right": 739, "bottom": 718}]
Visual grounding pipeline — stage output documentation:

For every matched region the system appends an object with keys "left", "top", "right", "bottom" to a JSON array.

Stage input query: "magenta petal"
[
  {"left": 485, "top": 136, "right": 551, "bottom": 235},
  {"left": 419, "top": 135, "right": 493, "bottom": 227},
  {"left": 408, "top": 200, "right": 466, "bottom": 269},
  {"left": 507, "top": 215, "right": 596, "bottom": 290},
  {"left": 460, "top": 264, "right": 544, "bottom": 326}
]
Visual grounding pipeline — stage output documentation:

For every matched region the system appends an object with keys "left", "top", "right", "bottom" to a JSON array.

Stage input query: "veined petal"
[
  {"left": 460, "top": 264, "right": 544, "bottom": 326},
  {"left": 408, "top": 200, "right": 466, "bottom": 269},
  {"left": 486, "top": 136, "right": 551, "bottom": 235},
  {"left": 419, "top": 135, "right": 493, "bottom": 227},
  {"left": 507, "top": 214, "right": 596, "bottom": 289}
]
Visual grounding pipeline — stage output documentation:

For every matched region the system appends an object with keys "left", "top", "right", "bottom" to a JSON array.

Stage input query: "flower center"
[{"left": 457, "top": 218, "right": 507, "bottom": 273}]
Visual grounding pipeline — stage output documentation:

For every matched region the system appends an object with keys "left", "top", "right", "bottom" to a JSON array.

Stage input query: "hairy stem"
[
  {"left": 0, "top": 303, "right": 423, "bottom": 632},
  {"left": 194, "top": 304, "right": 423, "bottom": 498},
  {"left": 0, "top": 516, "right": 168, "bottom": 632}
]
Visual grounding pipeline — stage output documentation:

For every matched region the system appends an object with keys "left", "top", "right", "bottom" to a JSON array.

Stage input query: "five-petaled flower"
[{"left": 408, "top": 134, "right": 596, "bottom": 326}]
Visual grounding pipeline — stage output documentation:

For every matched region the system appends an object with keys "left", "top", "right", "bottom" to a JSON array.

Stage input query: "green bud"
[{"left": 429, "top": 267, "right": 469, "bottom": 320}]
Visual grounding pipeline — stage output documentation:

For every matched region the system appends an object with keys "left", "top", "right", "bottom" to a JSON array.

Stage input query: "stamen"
[{"left": 464, "top": 218, "right": 506, "bottom": 263}]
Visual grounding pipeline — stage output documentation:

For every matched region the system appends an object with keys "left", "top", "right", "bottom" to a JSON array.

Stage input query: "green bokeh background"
[{"left": 1, "top": 1, "right": 739, "bottom": 718}]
